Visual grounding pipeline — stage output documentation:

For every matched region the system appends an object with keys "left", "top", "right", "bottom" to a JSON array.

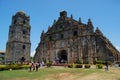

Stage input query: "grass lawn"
[{"left": 0, "top": 66, "right": 120, "bottom": 80}]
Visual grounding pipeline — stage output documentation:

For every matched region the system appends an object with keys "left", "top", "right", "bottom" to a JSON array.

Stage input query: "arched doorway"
[
  {"left": 58, "top": 50, "right": 67, "bottom": 63},
  {"left": 20, "top": 57, "right": 25, "bottom": 64}
]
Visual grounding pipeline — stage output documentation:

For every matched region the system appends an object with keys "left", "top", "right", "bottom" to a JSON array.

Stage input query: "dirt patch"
[
  {"left": 7, "top": 77, "right": 30, "bottom": 80},
  {"left": 78, "top": 73, "right": 99, "bottom": 80},
  {"left": 45, "top": 73, "right": 75, "bottom": 80}
]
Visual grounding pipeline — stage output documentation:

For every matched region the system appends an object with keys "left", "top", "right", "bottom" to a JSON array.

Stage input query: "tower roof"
[{"left": 15, "top": 11, "right": 27, "bottom": 16}]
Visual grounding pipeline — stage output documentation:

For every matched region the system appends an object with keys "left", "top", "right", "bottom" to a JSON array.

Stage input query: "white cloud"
[{"left": 31, "top": 50, "right": 36, "bottom": 57}]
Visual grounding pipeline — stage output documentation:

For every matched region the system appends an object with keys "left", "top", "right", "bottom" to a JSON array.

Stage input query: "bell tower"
[{"left": 6, "top": 11, "right": 31, "bottom": 63}]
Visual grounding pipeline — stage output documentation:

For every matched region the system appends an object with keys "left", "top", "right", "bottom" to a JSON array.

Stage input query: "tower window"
[
  {"left": 59, "top": 25, "right": 64, "bottom": 31},
  {"left": 23, "top": 30, "right": 26, "bottom": 34},
  {"left": 11, "top": 31, "right": 13, "bottom": 34},
  {"left": 73, "top": 31, "right": 78, "bottom": 36},
  {"left": 60, "top": 34, "right": 64, "bottom": 39},
  {"left": 60, "top": 25, "right": 63, "bottom": 29},
  {"left": 22, "top": 45, "right": 26, "bottom": 49},
  {"left": 14, "top": 20, "right": 16, "bottom": 24},
  {"left": 49, "top": 36, "right": 52, "bottom": 41},
  {"left": 23, "top": 20, "right": 25, "bottom": 24}
]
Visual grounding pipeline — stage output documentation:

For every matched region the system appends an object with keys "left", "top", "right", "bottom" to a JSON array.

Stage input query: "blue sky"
[{"left": 0, "top": 0, "right": 120, "bottom": 57}]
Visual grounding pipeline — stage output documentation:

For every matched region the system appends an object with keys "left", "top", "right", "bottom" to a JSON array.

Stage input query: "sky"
[{"left": 0, "top": 0, "right": 120, "bottom": 57}]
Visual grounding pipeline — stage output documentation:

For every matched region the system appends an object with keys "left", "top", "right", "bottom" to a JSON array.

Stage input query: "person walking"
[
  {"left": 36, "top": 62, "right": 39, "bottom": 71},
  {"left": 29, "top": 63, "right": 32, "bottom": 72},
  {"left": 105, "top": 61, "right": 109, "bottom": 71}
]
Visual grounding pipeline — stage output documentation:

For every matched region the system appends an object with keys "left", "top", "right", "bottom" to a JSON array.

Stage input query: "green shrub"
[
  {"left": 84, "top": 64, "right": 91, "bottom": 68},
  {"left": 75, "top": 64, "right": 83, "bottom": 68},
  {"left": 0, "top": 65, "right": 6, "bottom": 71},
  {"left": 108, "top": 61, "right": 112, "bottom": 65},
  {"left": 46, "top": 61, "right": 52, "bottom": 67},
  {"left": 68, "top": 64, "right": 74, "bottom": 68},
  {"left": 95, "top": 60, "right": 103, "bottom": 64},
  {"left": 0, "top": 64, "right": 30, "bottom": 71},
  {"left": 96, "top": 64, "right": 103, "bottom": 69},
  {"left": 75, "top": 59, "right": 82, "bottom": 64},
  {"left": 6, "top": 64, "right": 22, "bottom": 70},
  {"left": 21, "top": 64, "right": 30, "bottom": 69}
]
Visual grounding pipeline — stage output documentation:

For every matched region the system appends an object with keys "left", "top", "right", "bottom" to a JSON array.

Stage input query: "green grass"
[{"left": 0, "top": 66, "right": 120, "bottom": 80}]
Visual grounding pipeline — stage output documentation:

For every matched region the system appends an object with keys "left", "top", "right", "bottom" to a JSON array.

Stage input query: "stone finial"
[
  {"left": 53, "top": 19, "right": 56, "bottom": 24},
  {"left": 96, "top": 27, "right": 101, "bottom": 32},
  {"left": 41, "top": 30, "right": 45, "bottom": 38},
  {"left": 60, "top": 10, "right": 67, "bottom": 17},
  {"left": 70, "top": 14, "right": 73, "bottom": 19},
  {"left": 88, "top": 18, "right": 91, "bottom": 23},
  {"left": 96, "top": 27, "right": 99, "bottom": 30},
  {"left": 42, "top": 30, "right": 45, "bottom": 34},
  {"left": 79, "top": 17, "right": 82, "bottom": 24},
  {"left": 95, "top": 27, "right": 103, "bottom": 35},
  {"left": 87, "top": 18, "right": 93, "bottom": 26}
]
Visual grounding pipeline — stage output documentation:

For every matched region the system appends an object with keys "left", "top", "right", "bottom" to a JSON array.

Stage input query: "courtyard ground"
[{"left": 0, "top": 65, "right": 120, "bottom": 80}]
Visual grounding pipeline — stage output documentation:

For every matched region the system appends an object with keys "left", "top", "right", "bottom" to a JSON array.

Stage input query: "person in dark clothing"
[
  {"left": 36, "top": 63, "right": 39, "bottom": 71},
  {"left": 29, "top": 62, "right": 34, "bottom": 72},
  {"left": 105, "top": 61, "right": 109, "bottom": 71}
]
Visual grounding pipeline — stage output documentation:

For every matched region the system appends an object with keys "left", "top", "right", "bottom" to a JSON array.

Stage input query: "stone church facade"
[
  {"left": 6, "top": 11, "right": 31, "bottom": 63},
  {"left": 34, "top": 11, "right": 120, "bottom": 64}
]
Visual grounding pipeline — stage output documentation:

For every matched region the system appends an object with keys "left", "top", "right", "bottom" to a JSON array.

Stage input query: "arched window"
[
  {"left": 23, "top": 20, "right": 25, "bottom": 24},
  {"left": 60, "top": 34, "right": 63, "bottom": 39},
  {"left": 22, "top": 45, "right": 25, "bottom": 49},
  {"left": 49, "top": 36, "right": 52, "bottom": 41},
  {"left": 23, "top": 30, "right": 26, "bottom": 34},
  {"left": 60, "top": 25, "right": 63, "bottom": 29},
  {"left": 73, "top": 31, "right": 78, "bottom": 36},
  {"left": 59, "top": 25, "right": 64, "bottom": 31}
]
